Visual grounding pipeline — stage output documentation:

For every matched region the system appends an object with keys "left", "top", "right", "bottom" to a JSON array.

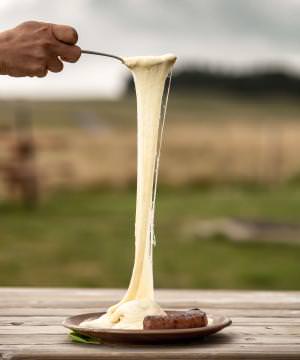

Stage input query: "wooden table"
[{"left": 0, "top": 288, "right": 299, "bottom": 359}]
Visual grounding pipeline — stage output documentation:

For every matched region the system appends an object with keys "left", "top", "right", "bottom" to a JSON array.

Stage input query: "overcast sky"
[{"left": 1, "top": 0, "right": 300, "bottom": 99}]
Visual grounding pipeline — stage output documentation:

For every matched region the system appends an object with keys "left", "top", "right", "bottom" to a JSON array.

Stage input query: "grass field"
[
  {"left": 1, "top": 185, "right": 300, "bottom": 290},
  {"left": 1, "top": 94, "right": 300, "bottom": 289},
  {"left": 2, "top": 94, "right": 300, "bottom": 193}
]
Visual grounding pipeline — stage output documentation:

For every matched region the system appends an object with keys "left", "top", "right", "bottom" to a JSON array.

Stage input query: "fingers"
[
  {"left": 51, "top": 24, "right": 78, "bottom": 45},
  {"left": 35, "top": 47, "right": 79, "bottom": 78},
  {"left": 28, "top": 65, "right": 48, "bottom": 78},
  {"left": 47, "top": 57, "right": 64, "bottom": 73},
  {"left": 60, "top": 45, "right": 81, "bottom": 63},
  {"left": 53, "top": 43, "right": 81, "bottom": 63},
  {"left": 50, "top": 23, "right": 81, "bottom": 63},
  {"left": 36, "top": 67, "right": 48, "bottom": 78},
  {"left": 28, "top": 57, "right": 62, "bottom": 77}
]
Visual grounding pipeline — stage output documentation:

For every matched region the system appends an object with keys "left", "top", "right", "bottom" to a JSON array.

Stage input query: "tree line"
[{"left": 125, "top": 67, "right": 300, "bottom": 97}]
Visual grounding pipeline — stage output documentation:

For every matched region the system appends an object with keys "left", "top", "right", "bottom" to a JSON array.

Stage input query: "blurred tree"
[{"left": 125, "top": 67, "right": 300, "bottom": 98}]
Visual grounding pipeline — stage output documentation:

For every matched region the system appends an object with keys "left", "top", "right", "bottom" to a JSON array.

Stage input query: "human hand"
[{"left": 0, "top": 21, "right": 81, "bottom": 77}]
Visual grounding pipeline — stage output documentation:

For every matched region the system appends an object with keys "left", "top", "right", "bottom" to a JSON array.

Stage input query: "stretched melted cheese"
[{"left": 81, "top": 54, "right": 176, "bottom": 330}]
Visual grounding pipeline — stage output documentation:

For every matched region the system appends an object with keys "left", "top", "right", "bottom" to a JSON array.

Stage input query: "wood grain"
[{"left": 0, "top": 288, "right": 299, "bottom": 359}]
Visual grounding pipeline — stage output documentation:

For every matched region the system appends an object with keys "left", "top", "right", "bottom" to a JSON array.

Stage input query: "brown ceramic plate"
[{"left": 63, "top": 311, "right": 232, "bottom": 344}]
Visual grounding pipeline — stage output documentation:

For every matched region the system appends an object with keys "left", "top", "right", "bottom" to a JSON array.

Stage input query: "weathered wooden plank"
[
  {"left": 0, "top": 334, "right": 69, "bottom": 345},
  {"left": 1, "top": 288, "right": 299, "bottom": 300},
  {"left": 0, "top": 308, "right": 101, "bottom": 317},
  {"left": 0, "top": 329, "right": 300, "bottom": 348},
  {"left": 1, "top": 332, "right": 300, "bottom": 345},
  {"left": 0, "top": 317, "right": 65, "bottom": 326},
  {"left": 0, "top": 301, "right": 112, "bottom": 309},
  {"left": 2, "top": 344, "right": 300, "bottom": 360},
  {"left": 1, "top": 289, "right": 299, "bottom": 308},
  {"left": 1, "top": 316, "right": 300, "bottom": 327},
  {"left": 226, "top": 317, "right": 300, "bottom": 325},
  {"left": 1, "top": 324, "right": 299, "bottom": 336},
  {"left": 0, "top": 307, "right": 299, "bottom": 318},
  {"left": 0, "top": 326, "right": 68, "bottom": 335},
  {"left": 1, "top": 300, "right": 299, "bottom": 310}
]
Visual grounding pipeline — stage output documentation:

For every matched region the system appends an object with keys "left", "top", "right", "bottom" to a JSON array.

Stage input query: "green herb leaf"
[{"left": 69, "top": 331, "right": 101, "bottom": 345}]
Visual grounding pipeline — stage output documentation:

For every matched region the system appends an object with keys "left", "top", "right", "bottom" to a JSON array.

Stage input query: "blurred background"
[{"left": 1, "top": 0, "right": 300, "bottom": 290}]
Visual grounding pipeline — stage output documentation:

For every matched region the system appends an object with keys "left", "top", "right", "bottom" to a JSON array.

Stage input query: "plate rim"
[{"left": 63, "top": 311, "right": 232, "bottom": 335}]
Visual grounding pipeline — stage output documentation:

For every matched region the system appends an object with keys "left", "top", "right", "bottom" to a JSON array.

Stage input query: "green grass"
[{"left": 1, "top": 185, "right": 300, "bottom": 289}]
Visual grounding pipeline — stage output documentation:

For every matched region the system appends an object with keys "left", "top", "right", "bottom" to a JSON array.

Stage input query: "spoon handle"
[{"left": 81, "top": 50, "right": 124, "bottom": 64}]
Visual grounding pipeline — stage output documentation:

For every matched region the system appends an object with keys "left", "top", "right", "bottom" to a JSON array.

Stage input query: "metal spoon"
[{"left": 81, "top": 50, "right": 124, "bottom": 64}]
